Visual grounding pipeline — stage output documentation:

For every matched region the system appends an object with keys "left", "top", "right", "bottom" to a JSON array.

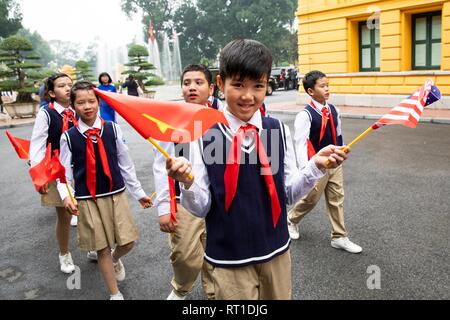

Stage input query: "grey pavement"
[
  {"left": 0, "top": 111, "right": 449, "bottom": 300},
  {"left": 1, "top": 88, "right": 449, "bottom": 300}
]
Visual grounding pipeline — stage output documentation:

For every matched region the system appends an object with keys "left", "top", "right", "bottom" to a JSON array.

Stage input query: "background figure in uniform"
[
  {"left": 154, "top": 64, "right": 216, "bottom": 300},
  {"left": 288, "top": 70, "right": 362, "bottom": 254}
]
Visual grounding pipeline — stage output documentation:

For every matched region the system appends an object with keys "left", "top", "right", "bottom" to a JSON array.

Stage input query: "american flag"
[{"left": 372, "top": 80, "right": 441, "bottom": 130}]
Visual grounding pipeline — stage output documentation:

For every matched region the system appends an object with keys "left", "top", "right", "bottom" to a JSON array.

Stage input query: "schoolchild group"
[{"left": 29, "top": 39, "right": 361, "bottom": 300}]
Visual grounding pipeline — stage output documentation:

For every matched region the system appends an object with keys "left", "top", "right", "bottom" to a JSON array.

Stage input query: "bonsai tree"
[
  {"left": 75, "top": 60, "right": 96, "bottom": 82},
  {"left": 0, "top": 35, "right": 43, "bottom": 103},
  {"left": 123, "top": 44, "right": 164, "bottom": 92}
]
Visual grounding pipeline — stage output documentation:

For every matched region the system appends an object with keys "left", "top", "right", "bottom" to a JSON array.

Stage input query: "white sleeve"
[
  {"left": 180, "top": 140, "right": 211, "bottom": 218},
  {"left": 293, "top": 110, "right": 311, "bottom": 169},
  {"left": 284, "top": 124, "right": 325, "bottom": 206},
  {"left": 152, "top": 141, "right": 173, "bottom": 217},
  {"left": 56, "top": 133, "right": 74, "bottom": 201},
  {"left": 115, "top": 124, "right": 146, "bottom": 201},
  {"left": 30, "top": 109, "right": 50, "bottom": 167},
  {"left": 335, "top": 106, "right": 343, "bottom": 142}
]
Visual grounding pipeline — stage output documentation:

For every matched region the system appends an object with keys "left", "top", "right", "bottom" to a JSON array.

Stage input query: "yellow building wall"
[{"left": 297, "top": 0, "right": 450, "bottom": 96}]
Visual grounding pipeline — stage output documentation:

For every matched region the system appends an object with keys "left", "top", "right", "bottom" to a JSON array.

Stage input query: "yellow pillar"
[
  {"left": 442, "top": 1, "right": 450, "bottom": 71},
  {"left": 380, "top": 9, "right": 401, "bottom": 72}
]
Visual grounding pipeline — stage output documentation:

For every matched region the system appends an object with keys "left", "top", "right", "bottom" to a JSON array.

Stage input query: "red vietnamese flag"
[
  {"left": 5, "top": 130, "right": 30, "bottom": 160},
  {"left": 149, "top": 20, "right": 155, "bottom": 43},
  {"left": 93, "top": 88, "right": 229, "bottom": 143},
  {"left": 168, "top": 177, "right": 178, "bottom": 223},
  {"left": 29, "top": 144, "right": 52, "bottom": 191},
  {"left": 29, "top": 145, "right": 67, "bottom": 192},
  {"left": 49, "top": 150, "right": 67, "bottom": 184}
]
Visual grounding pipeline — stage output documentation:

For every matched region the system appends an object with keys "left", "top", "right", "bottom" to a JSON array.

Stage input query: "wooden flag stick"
[
  {"left": 325, "top": 126, "right": 374, "bottom": 167},
  {"left": 346, "top": 126, "right": 374, "bottom": 149},
  {"left": 65, "top": 183, "right": 77, "bottom": 214},
  {"left": 147, "top": 137, "right": 194, "bottom": 181}
]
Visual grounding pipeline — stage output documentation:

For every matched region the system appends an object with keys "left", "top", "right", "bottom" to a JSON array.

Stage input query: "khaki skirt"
[{"left": 76, "top": 191, "right": 139, "bottom": 251}]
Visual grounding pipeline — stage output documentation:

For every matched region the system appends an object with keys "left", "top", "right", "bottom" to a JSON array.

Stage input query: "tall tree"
[
  {"left": 121, "top": 0, "right": 175, "bottom": 41},
  {"left": 48, "top": 40, "right": 81, "bottom": 67},
  {"left": 15, "top": 29, "right": 54, "bottom": 67},
  {"left": 121, "top": 0, "right": 298, "bottom": 67},
  {"left": 0, "top": 0, "right": 22, "bottom": 38}
]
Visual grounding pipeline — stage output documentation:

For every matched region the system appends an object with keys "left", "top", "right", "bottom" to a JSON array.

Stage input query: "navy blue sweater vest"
[
  {"left": 42, "top": 105, "right": 75, "bottom": 153},
  {"left": 65, "top": 122, "right": 125, "bottom": 199},
  {"left": 304, "top": 103, "right": 343, "bottom": 152},
  {"left": 201, "top": 117, "right": 289, "bottom": 267}
]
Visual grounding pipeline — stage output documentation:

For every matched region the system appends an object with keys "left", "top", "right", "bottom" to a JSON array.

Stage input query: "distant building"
[{"left": 297, "top": 0, "right": 449, "bottom": 107}]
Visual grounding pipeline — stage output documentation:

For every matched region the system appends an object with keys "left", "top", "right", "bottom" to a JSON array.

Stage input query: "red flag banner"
[
  {"left": 168, "top": 177, "right": 178, "bottom": 223},
  {"left": 29, "top": 145, "right": 67, "bottom": 191},
  {"left": 93, "top": 88, "right": 229, "bottom": 143},
  {"left": 372, "top": 80, "right": 440, "bottom": 130},
  {"left": 149, "top": 20, "right": 155, "bottom": 43},
  {"left": 5, "top": 130, "right": 30, "bottom": 160}
]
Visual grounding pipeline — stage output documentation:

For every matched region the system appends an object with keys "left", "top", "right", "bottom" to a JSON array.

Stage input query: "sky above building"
[{"left": 20, "top": 0, "right": 144, "bottom": 47}]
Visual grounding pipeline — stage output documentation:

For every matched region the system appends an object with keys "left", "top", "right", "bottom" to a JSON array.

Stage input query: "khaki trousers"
[
  {"left": 288, "top": 165, "right": 347, "bottom": 240},
  {"left": 169, "top": 204, "right": 215, "bottom": 299},
  {"left": 211, "top": 250, "right": 292, "bottom": 300}
]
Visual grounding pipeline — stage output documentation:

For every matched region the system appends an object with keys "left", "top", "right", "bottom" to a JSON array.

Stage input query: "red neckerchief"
[
  {"left": 82, "top": 119, "right": 113, "bottom": 200},
  {"left": 309, "top": 100, "right": 336, "bottom": 145},
  {"left": 49, "top": 103, "right": 78, "bottom": 133},
  {"left": 223, "top": 124, "right": 281, "bottom": 228}
]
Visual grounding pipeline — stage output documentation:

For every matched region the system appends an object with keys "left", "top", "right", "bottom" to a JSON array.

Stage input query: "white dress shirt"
[
  {"left": 29, "top": 102, "right": 75, "bottom": 167},
  {"left": 179, "top": 108, "right": 325, "bottom": 218},
  {"left": 293, "top": 98, "right": 342, "bottom": 169},
  {"left": 57, "top": 116, "right": 146, "bottom": 202}
]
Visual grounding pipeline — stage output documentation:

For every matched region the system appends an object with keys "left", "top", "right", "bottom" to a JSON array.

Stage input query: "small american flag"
[{"left": 372, "top": 80, "right": 441, "bottom": 130}]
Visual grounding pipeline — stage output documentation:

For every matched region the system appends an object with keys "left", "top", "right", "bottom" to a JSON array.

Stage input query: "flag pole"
[
  {"left": 64, "top": 183, "right": 77, "bottom": 212},
  {"left": 346, "top": 126, "right": 374, "bottom": 149},
  {"left": 147, "top": 137, "right": 194, "bottom": 180},
  {"left": 325, "top": 126, "right": 374, "bottom": 167}
]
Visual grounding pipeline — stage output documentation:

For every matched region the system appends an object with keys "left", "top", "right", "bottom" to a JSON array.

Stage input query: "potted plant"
[
  {"left": 123, "top": 44, "right": 164, "bottom": 99},
  {"left": 0, "top": 35, "right": 44, "bottom": 118}
]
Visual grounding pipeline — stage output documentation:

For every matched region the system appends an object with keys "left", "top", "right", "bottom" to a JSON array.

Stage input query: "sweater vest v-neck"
[
  {"left": 65, "top": 122, "right": 125, "bottom": 200},
  {"left": 200, "top": 117, "right": 290, "bottom": 267}
]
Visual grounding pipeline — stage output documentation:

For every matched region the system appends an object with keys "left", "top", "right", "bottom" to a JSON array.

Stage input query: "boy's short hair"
[
  {"left": 219, "top": 39, "right": 273, "bottom": 82},
  {"left": 44, "top": 72, "right": 71, "bottom": 102},
  {"left": 302, "top": 70, "right": 327, "bottom": 93},
  {"left": 181, "top": 64, "right": 213, "bottom": 86},
  {"left": 70, "top": 80, "right": 99, "bottom": 105}
]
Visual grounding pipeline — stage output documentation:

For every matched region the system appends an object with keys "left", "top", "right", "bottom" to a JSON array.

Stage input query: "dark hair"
[
  {"left": 181, "top": 64, "right": 213, "bottom": 86},
  {"left": 44, "top": 73, "right": 72, "bottom": 102},
  {"left": 302, "top": 70, "right": 327, "bottom": 93},
  {"left": 98, "top": 72, "right": 113, "bottom": 84},
  {"left": 70, "top": 80, "right": 99, "bottom": 105},
  {"left": 219, "top": 39, "right": 272, "bottom": 82}
]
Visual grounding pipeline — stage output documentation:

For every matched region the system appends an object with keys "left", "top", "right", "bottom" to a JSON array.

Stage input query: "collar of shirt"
[
  {"left": 77, "top": 116, "right": 102, "bottom": 134},
  {"left": 224, "top": 108, "right": 262, "bottom": 148},
  {"left": 224, "top": 107, "right": 263, "bottom": 133},
  {"left": 310, "top": 98, "right": 329, "bottom": 116},
  {"left": 53, "top": 102, "right": 75, "bottom": 115}
]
